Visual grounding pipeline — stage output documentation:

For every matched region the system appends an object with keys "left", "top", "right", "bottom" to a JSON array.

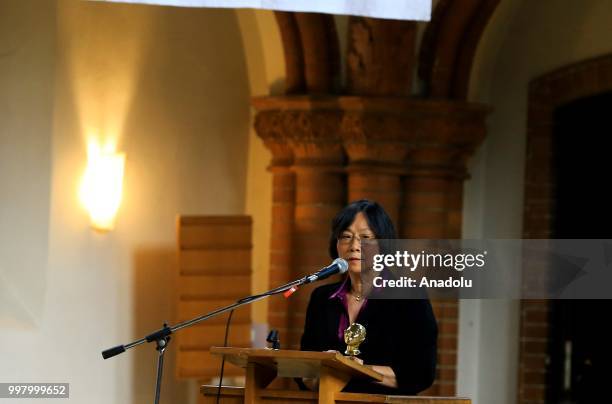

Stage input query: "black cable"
[
  {"left": 215, "top": 309, "right": 234, "bottom": 404},
  {"left": 213, "top": 281, "right": 301, "bottom": 403}
]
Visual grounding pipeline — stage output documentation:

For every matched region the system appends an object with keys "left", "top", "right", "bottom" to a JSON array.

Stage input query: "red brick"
[
  {"left": 404, "top": 192, "right": 448, "bottom": 209},
  {"left": 438, "top": 352, "right": 457, "bottom": 366},
  {"left": 436, "top": 382, "right": 455, "bottom": 396},
  {"left": 438, "top": 320, "right": 458, "bottom": 335},
  {"left": 522, "top": 354, "right": 547, "bottom": 370},
  {"left": 439, "top": 336, "right": 457, "bottom": 351},
  {"left": 523, "top": 325, "right": 549, "bottom": 339},
  {"left": 522, "top": 340, "right": 547, "bottom": 354},
  {"left": 272, "top": 172, "right": 295, "bottom": 188},
  {"left": 522, "top": 370, "right": 546, "bottom": 384},
  {"left": 525, "top": 309, "right": 548, "bottom": 323},
  {"left": 437, "top": 367, "right": 457, "bottom": 381},
  {"left": 402, "top": 224, "right": 448, "bottom": 238},
  {"left": 523, "top": 385, "right": 545, "bottom": 401}
]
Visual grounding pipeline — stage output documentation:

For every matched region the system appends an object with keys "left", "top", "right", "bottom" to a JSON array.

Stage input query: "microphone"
[{"left": 304, "top": 258, "right": 349, "bottom": 284}]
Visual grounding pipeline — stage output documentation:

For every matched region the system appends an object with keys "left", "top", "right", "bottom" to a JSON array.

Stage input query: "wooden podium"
[{"left": 200, "top": 347, "right": 470, "bottom": 404}]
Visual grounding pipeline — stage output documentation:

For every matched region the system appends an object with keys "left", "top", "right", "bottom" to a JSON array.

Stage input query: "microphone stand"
[{"left": 101, "top": 274, "right": 311, "bottom": 404}]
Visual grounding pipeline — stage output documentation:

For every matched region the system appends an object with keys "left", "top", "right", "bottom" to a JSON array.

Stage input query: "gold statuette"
[{"left": 344, "top": 323, "right": 366, "bottom": 357}]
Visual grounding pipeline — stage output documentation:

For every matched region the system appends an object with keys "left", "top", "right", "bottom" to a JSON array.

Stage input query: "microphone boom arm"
[
  {"left": 101, "top": 258, "right": 347, "bottom": 404},
  {"left": 101, "top": 275, "right": 307, "bottom": 360}
]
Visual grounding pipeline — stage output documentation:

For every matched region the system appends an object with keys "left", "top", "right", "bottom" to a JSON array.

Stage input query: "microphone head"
[{"left": 332, "top": 258, "right": 349, "bottom": 274}]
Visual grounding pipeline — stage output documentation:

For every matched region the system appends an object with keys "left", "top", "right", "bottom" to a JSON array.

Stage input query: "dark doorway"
[{"left": 547, "top": 92, "right": 612, "bottom": 404}]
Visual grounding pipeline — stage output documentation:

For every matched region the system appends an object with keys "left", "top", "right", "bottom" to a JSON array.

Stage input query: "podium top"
[{"left": 211, "top": 347, "right": 383, "bottom": 382}]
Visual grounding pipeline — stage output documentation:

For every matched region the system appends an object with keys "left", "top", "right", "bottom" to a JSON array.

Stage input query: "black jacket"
[{"left": 300, "top": 281, "right": 438, "bottom": 395}]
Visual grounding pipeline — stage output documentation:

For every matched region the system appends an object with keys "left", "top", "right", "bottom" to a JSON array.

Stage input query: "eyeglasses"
[{"left": 337, "top": 233, "right": 376, "bottom": 244}]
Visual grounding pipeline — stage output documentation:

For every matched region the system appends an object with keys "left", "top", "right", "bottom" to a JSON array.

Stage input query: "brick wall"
[
  {"left": 254, "top": 96, "right": 488, "bottom": 396},
  {"left": 520, "top": 54, "right": 612, "bottom": 404}
]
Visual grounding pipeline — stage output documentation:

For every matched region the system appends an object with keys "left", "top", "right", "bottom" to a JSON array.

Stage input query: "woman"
[{"left": 300, "top": 200, "right": 438, "bottom": 395}]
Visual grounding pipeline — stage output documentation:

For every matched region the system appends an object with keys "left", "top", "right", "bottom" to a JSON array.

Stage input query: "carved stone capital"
[
  {"left": 252, "top": 95, "right": 490, "bottom": 176},
  {"left": 253, "top": 96, "right": 345, "bottom": 168}
]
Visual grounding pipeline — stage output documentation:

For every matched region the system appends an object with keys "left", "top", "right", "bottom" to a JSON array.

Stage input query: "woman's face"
[{"left": 336, "top": 212, "right": 376, "bottom": 275}]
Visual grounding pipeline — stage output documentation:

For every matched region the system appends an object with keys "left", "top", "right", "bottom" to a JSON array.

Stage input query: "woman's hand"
[{"left": 370, "top": 365, "right": 398, "bottom": 388}]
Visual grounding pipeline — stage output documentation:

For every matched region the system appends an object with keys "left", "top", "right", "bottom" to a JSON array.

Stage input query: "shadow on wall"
[
  {"left": 132, "top": 246, "right": 190, "bottom": 404},
  {"left": 117, "top": 5, "right": 251, "bottom": 217}
]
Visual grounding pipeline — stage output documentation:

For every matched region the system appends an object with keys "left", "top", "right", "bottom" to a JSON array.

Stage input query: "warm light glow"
[{"left": 80, "top": 141, "right": 125, "bottom": 231}]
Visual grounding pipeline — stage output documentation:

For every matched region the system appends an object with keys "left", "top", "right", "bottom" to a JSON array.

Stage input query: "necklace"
[{"left": 351, "top": 290, "right": 362, "bottom": 302}]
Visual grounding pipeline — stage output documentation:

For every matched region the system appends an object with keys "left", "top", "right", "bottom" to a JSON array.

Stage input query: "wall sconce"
[{"left": 79, "top": 141, "right": 126, "bottom": 232}]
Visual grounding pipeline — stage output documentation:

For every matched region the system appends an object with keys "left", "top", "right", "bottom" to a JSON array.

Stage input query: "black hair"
[{"left": 328, "top": 199, "right": 397, "bottom": 259}]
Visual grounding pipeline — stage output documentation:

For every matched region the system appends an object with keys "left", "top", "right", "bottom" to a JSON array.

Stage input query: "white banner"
[{"left": 93, "top": 0, "right": 431, "bottom": 21}]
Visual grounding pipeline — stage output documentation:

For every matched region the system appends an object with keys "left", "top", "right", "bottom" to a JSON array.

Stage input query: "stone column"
[
  {"left": 253, "top": 110, "right": 295, "bottom": 341},
  {"left": 340, "top": 98, "right": 413, "bottom": 224},
  {"left": 253, "top": 97, "right": 346, "bottom": 349},
  {"left": 287, "top": 108, "right": 345, "bottom": 349},
  {"left": 399, "top": 100, "right": 489, "bottom": 396}
]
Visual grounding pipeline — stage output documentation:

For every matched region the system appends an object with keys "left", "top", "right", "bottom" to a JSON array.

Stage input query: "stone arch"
[
  {"left": 418, "top": 0, "right": 501, "bottom": 99},
  {"left": 273, "top": 11, "right": 340, "bottom": 94},
  {"left": 520, "top": 53, "right": 612, "bottom": 404}
]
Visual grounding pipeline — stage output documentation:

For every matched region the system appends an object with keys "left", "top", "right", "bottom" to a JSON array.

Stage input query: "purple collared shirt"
[{"left": 329, "top": 276, "right": 368, "bottom": 342}]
